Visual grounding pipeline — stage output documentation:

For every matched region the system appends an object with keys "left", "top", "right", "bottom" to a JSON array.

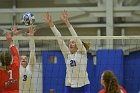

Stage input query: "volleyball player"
[
  {"left": 19, "top": 54, "right": 36, "bottom": 93},
  {"left": 0, "top": 32, "right": 20, "bottom": 93},
  {"left": 45, "top": 10, "right": 90, "bottom": 93},
  {"left": 12, "top": 25, "right": 36, "bottom": 93},
  {"left": 99, "top": 70, "right": 127, "bottom": 93}
]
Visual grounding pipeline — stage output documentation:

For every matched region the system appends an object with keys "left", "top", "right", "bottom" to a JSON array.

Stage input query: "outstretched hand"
[
  {"left": 27, "top": 25, "right": 36, "bottom": 36},
  {"left": 61, "top": 10, "right": 70, "bottom": 27},
  {"left": 44, "top": 12, "right": 54, "bottom": 27},
  {"left": 11, "top": 24, "right": 21, "bottom": 35},
  {"left": 5, "top": 32, "right": 13, "bottom": 45}
]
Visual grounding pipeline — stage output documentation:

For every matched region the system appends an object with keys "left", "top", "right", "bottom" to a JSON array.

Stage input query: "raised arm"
[
  {"left": 5, "top": 32, "right": 20, "bottom": 66},
  {"left": 29, "top": 46, "right": 36, "bottom": 72},
  {"left": 28, "top": 25, "right": 36, "bottom": 69},
  {"left": 45, "top": 12, "right": 69, "bottom": 58},
  {"left": 61, "top": 10, "right": 86, "bottom": 53}
]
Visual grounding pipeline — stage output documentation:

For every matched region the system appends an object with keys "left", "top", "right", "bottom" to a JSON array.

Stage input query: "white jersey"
[
  {"left": 20, "top": 40, "right": 36, "bottom": 93},
  {"left": 51, "top": 25, "right": 90, "bottom": 88},
  {"left": 65, "top": 51, "right": 90, "bottom": 87},
  {"left": 19, "top": 65, "right": 33, "bottom": 93}
]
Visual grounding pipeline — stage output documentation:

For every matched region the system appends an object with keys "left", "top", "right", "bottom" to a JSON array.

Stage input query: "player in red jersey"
[
  {"left": 0, "top": 32, "right": 20, "bottom": 93},
  {"left": 99, "top": 70, "right": 127, "bottom": 93}
]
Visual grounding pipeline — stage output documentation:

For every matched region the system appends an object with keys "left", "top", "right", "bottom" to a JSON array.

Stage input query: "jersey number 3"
[
  {"left": 70, "top": 60, "right": 76, "bottom": 67},
  {"left": 23, "top": 75, "right": 27, "bottom": 81}
]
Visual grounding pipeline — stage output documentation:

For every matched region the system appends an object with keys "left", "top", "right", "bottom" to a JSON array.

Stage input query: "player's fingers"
[
  {"left": 62, "top": 10, "right": 65, "bottom": 16},
  {"left": 44, "top": 13, "right": 47, "bottom": 20},
  {"left": 33, "top": 27, "right": 36, "bottom": 32},
  {"left": 50, "top": 16, "right": 52, "bottom": 22},
  {"left": 64, "top": 10, "right": 68, "bottom": 16},
  {"left": 64, "top": 9, "right": 66, "bottom": 14},
  {"left": 45, "top": 13, "right": 50, "bottom": 22},
  {"left": 46, "top": 12, "right": 50, "bottom": 19},
  {"left": 44, "top": 13, "right": 49, "bottom": 21},
  {"left": 65, "top": 10, "right": 68, "bottom": 16}
]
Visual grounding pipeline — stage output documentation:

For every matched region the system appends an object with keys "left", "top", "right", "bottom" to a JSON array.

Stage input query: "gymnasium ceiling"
[
  {"left": 0, "top": 0, "right": 140, "bottom": 36},
  {"left": 0, "top": 0, "right": 139, "bottom": 8}
]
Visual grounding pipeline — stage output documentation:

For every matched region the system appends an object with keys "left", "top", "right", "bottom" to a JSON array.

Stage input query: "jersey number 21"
[{"left": 70, "top": 60, "right": 76, "bottom": 67}]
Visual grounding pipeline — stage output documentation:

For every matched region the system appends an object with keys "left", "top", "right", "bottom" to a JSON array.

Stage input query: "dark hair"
[
  {"left": 102, "top": 70, "right": 120, "bottom": 93},
  {"left": 82, "top": 42, "right": 90, "bottom": 50},
  {"left": 0, "top": 51, "right": 12, "bottom": 66}
]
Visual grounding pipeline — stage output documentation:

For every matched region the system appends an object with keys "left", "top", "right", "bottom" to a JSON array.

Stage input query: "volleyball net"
[{"left": 0, "top": 36, "right": 140, "bottom": 93}]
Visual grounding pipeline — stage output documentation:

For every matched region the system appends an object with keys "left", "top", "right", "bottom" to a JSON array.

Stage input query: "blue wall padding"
[
  {"left": 87, "top": 53, "right": 96, "bottom": 92},
  {"left": 124, "top": 51, "right": 140, "bottom": 93},
  {"left": 96, "top": 49, "right": 124, "bottom": 92},
  {"left": 42, "top": 51, "right": 66, "bottom": 93}
]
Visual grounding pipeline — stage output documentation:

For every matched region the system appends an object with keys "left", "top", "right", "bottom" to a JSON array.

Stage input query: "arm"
[
  {"left": 27, "top": 25, "right": 36, "bottom": 71},
  {"left": 5, "top": 32, "right": 20, "bottom": 66},
  {"left": 61, "top": 10, "right": 86, "bottom": 53},
  {"left": 29, "top": 39, "right": 36, "bottom": 72},
  {"left": 45, "top": 12, "right": 69, "bottom": 58}
]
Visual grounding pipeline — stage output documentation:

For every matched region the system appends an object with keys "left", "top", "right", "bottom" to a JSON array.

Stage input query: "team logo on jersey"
[
  {"left": 70, "top": 60, "right": 76, "bottom": 67},
  {"left": 5, "top": 79, "right": 17, "bottom": 86}
]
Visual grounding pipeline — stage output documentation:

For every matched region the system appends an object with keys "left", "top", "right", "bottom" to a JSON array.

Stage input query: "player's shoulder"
[
  {"left": 0, "top": 67, "right": 4, "bottom": 72},
  {"left": 119, "top": 85, "right": 127, "bottom": 93},
  {"left": 98, "top": 89, "right": 105, "bottom": 93}
]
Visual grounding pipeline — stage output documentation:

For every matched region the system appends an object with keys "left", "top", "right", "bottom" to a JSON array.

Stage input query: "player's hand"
[
  {"left": 61, "top": 10, "right": 70, "bottom": 27},
  {"left": 5, "top": 32, "right": 13, "bottom": 45},
  {"left": 27, "top": 25, "right": 36, "bottom": 36},
  {"left": 11, "top": 24, "right": 21, "bottom": 35},
  {"left": 44, "top": 12, "right": 54, "bottom": 27}
]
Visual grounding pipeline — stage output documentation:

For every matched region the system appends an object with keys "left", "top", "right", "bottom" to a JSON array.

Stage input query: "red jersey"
[
  {"left": 99, "top": 85, "right": 127, "bottom": 93},
  {"left": 0, "top": 45, "right": 20, "bottom": 93}
]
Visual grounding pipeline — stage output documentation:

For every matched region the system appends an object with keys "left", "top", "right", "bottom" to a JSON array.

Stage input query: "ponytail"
[{"left": 82, "top": 42, "right": 90, "bottom": 50}]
